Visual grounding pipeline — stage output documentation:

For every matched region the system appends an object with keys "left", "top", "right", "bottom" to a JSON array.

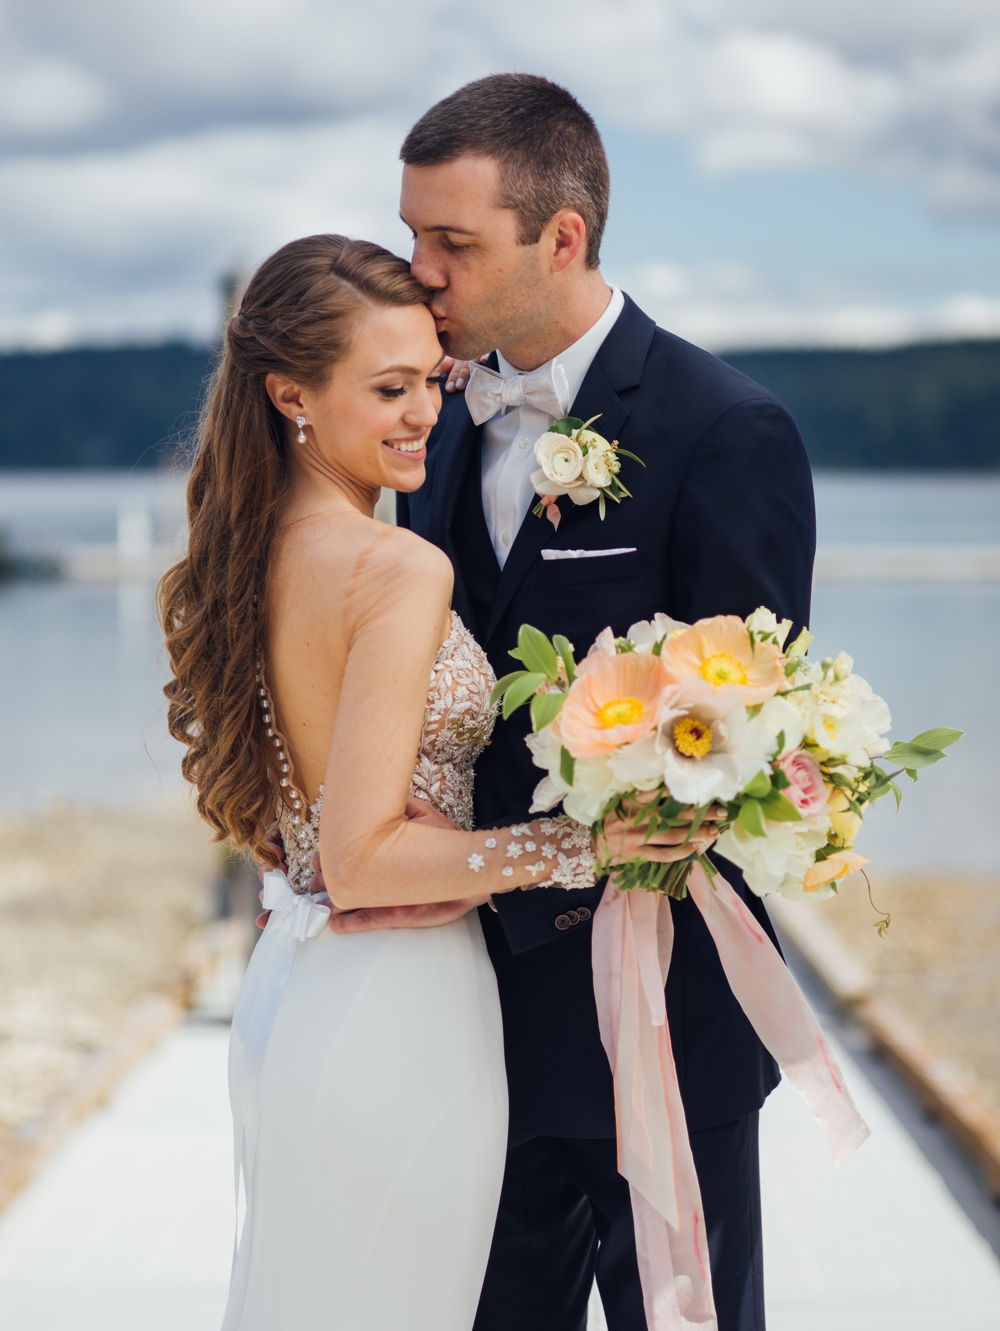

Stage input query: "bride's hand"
[
  {"left": 325, "top": 798, "right": 489, "bottom": 933},
  {"left": 439, "top": 353, "right": 490, "bottom": 393},
  {"left": 596, "top": 801, "right": 727, "bottom": 867}
]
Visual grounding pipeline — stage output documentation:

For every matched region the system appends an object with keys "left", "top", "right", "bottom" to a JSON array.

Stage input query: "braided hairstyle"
[{"left": 158, "top": 234, "right": 430, "bottom": 862}]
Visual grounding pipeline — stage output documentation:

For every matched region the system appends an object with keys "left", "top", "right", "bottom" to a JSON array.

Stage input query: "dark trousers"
[{"left": 472, "top": 1114, "right": 764, "bottom": 1331}]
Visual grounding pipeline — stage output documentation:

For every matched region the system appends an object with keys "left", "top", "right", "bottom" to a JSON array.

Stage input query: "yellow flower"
[
  {"left": 803, "top": 851, "right": 870, "bottom": 893},
  {"left": 826, "top": 787, "right": 864, "bottom": 848}
]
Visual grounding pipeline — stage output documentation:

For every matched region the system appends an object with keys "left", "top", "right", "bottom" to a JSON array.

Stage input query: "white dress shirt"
[{"left": 481, "top": 286, "right": 625, "bottom": 566}]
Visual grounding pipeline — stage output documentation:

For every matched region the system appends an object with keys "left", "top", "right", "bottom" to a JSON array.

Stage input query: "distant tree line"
[
  {"left": 724, "top": 340, "right": 1000, "bottom": 469},
  {"left": 0, "top": 338, "right": 997, "bottom": 469}
]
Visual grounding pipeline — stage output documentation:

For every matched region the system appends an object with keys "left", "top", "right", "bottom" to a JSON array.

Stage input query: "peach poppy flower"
[
  {"left": 659, "top": 614, "right": 785, "bottom": 704},
  {"left": 557, "top": 651, "right": 671, "bottom": 758},
  {"left": 803, "top": 850, "right": 870, "bottom": 893}
]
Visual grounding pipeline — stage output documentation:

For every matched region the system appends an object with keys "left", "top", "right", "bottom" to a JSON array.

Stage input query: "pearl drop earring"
[{"left": 295, "top": 414, "right": 306, "bottom": 444}]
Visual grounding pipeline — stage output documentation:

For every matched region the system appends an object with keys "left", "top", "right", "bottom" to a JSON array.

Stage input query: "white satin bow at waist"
[
  {"left": 228, "top": 871, "right": 330, "bottom": 1261},
  {"left": 260, "top": 869, "right": 331, "bottom": 941}
]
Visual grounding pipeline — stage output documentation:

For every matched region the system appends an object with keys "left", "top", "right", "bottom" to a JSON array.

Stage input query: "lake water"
[{"left": 0, "top": 470, "right": 996, "bottom": 873}]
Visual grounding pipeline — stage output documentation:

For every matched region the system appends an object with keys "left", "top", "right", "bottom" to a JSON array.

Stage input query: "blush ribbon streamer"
[{"left": 592, "top": 861, "right": 870, "bottom": 1330}]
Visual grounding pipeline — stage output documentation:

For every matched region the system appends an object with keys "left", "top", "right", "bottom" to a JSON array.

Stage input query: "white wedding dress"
[{"left": 222, "top": 613, "right": 508, "bottom": 1331}]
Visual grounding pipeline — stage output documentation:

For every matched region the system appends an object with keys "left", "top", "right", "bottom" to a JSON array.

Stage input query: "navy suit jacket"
[{"left": 399, "top": 294, "right": 816, "bottom": 1141}]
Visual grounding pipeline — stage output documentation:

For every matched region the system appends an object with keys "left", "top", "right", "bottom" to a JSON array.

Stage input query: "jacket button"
[
  {"left": 554, "top": 913, "right": 572, "bottom": 930},
  {"left": 576, "top": 907, "right": 592, "bottom": 922}
]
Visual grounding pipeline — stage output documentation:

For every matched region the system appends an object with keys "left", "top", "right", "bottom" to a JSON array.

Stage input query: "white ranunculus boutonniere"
[{"left": 530, "top": 415, "right": 643, "bottom": 530}]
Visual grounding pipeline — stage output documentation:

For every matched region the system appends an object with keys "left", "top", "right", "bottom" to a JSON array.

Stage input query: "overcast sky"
[{"left": 3, "top": 0, "right": 1000, "bottom": 351}]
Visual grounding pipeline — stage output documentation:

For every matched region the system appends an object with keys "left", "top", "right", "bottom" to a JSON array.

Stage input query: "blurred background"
[{"left": 0, "top": 3, "right": 999, "bottom": 1329}]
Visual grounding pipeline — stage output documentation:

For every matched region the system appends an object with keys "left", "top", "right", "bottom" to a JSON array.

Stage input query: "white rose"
[
  {"left": 581, "top": 449, "right": 613, "bottom": 489},
  {"left": 534, "top": 433, "right": 584, "bottom": 485},
  {"left": 568, "top": 485, "right": 602, "bottom": 506}
]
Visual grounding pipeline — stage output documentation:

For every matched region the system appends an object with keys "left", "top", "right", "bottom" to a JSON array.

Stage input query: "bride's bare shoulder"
[{"left": 351, "top": 521, "right": 453, "bottom": 605}]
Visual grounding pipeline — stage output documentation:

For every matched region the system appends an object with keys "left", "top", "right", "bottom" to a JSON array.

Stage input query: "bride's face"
[{"left": 273, "top": 303, "right": 443, "bottom": 495}]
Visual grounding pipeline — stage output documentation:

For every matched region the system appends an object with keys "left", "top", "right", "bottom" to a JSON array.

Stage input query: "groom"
[{"left": 346, "top": 75, "right": 814, "bottom": 1330}]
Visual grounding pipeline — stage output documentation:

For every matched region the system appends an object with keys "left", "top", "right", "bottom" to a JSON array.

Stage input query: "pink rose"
[{"left": 777, "top": 750, "right": 827, "bottom": 817}]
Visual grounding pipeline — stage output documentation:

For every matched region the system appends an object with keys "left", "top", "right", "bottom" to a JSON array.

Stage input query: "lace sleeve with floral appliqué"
[{"left": 500, "top": 816, "right": 597, "bottom": 891}]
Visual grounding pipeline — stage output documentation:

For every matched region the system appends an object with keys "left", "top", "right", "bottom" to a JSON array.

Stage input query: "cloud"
[
  {"left": 0, "top": 117, "right": 412, "bottom": 348},
  {"left": 1, "top": 0, "right": 1000, "bottom": 349},
  {"left": 3, "top": 0, "right": 1000, "bottom": 223},
  {"left": 616, "top": 258, "right": 1000, "bottom": 352}
]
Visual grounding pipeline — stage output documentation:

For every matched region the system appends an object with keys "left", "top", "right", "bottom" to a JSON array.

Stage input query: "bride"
[{"left": 158, "top": 234, "right": 701, "bottom": 1330}]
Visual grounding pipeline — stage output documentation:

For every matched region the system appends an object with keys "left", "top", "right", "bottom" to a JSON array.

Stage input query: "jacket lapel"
[
  {"left": 484, "top": 296, "right": 655, "bottom": 644},
  {"left": 428, "top": 405, "right": 479, "bottom": 556}
]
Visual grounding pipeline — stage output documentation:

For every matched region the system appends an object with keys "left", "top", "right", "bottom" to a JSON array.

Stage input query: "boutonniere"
[{"left": 530, "top": 415, "right": 644, "bottom": 530}]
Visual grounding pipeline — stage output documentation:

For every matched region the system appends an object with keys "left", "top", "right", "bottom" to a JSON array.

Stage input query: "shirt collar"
[{"left": 495, "top": 286, "right": 625, "bottom": 414}]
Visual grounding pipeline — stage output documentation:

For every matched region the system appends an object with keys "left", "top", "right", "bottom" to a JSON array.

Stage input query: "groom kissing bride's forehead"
[{"left": 396, "top": 74, "right": 815, "bottom": 1331}]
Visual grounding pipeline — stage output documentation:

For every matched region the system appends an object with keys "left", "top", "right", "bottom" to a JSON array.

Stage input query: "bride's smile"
[{"left": 266, "top": 300, "right": 443, "bottom": 514}]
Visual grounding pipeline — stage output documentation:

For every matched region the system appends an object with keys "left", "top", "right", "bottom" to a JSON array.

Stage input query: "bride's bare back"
[{"left": 265, "top": 507, "right": 452, "bottom": 810}]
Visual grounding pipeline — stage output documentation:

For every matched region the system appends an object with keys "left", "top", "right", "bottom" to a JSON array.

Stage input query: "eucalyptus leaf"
[
  {"left": 501, "top": 672, "right": 547, "bottom": 718},
  {"left": 530, "top": 690, "right": 565, "bottom": 732}
]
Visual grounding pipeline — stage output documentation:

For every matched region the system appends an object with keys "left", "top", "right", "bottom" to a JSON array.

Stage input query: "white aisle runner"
[{"left": 0, "top": 1021, "right": 997, "bottom": 1330}]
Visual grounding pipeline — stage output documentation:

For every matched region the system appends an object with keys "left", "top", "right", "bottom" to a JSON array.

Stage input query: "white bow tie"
[{"left": 465, "top": 360, "right": 571, "bottom": 426}]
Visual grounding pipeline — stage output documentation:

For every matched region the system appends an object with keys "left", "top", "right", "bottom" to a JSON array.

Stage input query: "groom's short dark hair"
[{"left": 401, "top": 74, "right": 609, "bottom": 268}]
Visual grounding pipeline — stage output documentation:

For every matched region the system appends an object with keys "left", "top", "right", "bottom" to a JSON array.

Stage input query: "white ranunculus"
[
  {"left": 717, "top": 817, "right": 831, "bottom": 899},
  {"left": 627, "top": 613, "right": 690, "bottom": 653},
  {"left": 745, "top": 606, "right": 793, "bottom": 648},
  {"left": 581, "top": 449, "right": 613, "bottom": 489},
  {"left": 535, "top": 433, "right": 584, "bottom": 485},
  {"left": 568, "top": 485, "right": 602, "bottom": 506}
]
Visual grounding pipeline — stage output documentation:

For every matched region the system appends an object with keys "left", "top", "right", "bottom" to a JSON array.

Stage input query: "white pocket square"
[{"left": 540, "top": 547, "right": 638, "bottom": 561}]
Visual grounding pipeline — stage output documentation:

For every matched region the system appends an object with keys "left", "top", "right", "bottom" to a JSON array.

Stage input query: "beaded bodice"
[{"left": 275, "top": 612, "right": 497, "bottom": 894}]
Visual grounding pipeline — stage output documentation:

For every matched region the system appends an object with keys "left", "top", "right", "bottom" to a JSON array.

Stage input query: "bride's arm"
[{"left": 318, "top": 530, "right": 594, "bottom": 910}]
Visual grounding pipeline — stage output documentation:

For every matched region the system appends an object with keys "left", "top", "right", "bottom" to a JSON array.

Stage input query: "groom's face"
[{"left": 401, "top": 156, "right": 552, "bottom": 361}]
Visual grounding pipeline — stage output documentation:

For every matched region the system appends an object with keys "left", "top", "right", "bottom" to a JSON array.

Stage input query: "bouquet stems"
[{"left": 602, "top": 851, "right": 718, "bottom": 900}]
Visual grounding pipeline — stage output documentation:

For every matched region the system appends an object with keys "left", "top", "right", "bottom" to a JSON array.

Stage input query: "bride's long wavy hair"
[{"left": 158, "top": 234, "right": 430, "bottom": 863}]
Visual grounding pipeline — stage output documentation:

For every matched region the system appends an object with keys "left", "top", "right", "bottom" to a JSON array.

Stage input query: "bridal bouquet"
[{"left": 491, "top": 608, "right": 961, "bottom": 902}]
